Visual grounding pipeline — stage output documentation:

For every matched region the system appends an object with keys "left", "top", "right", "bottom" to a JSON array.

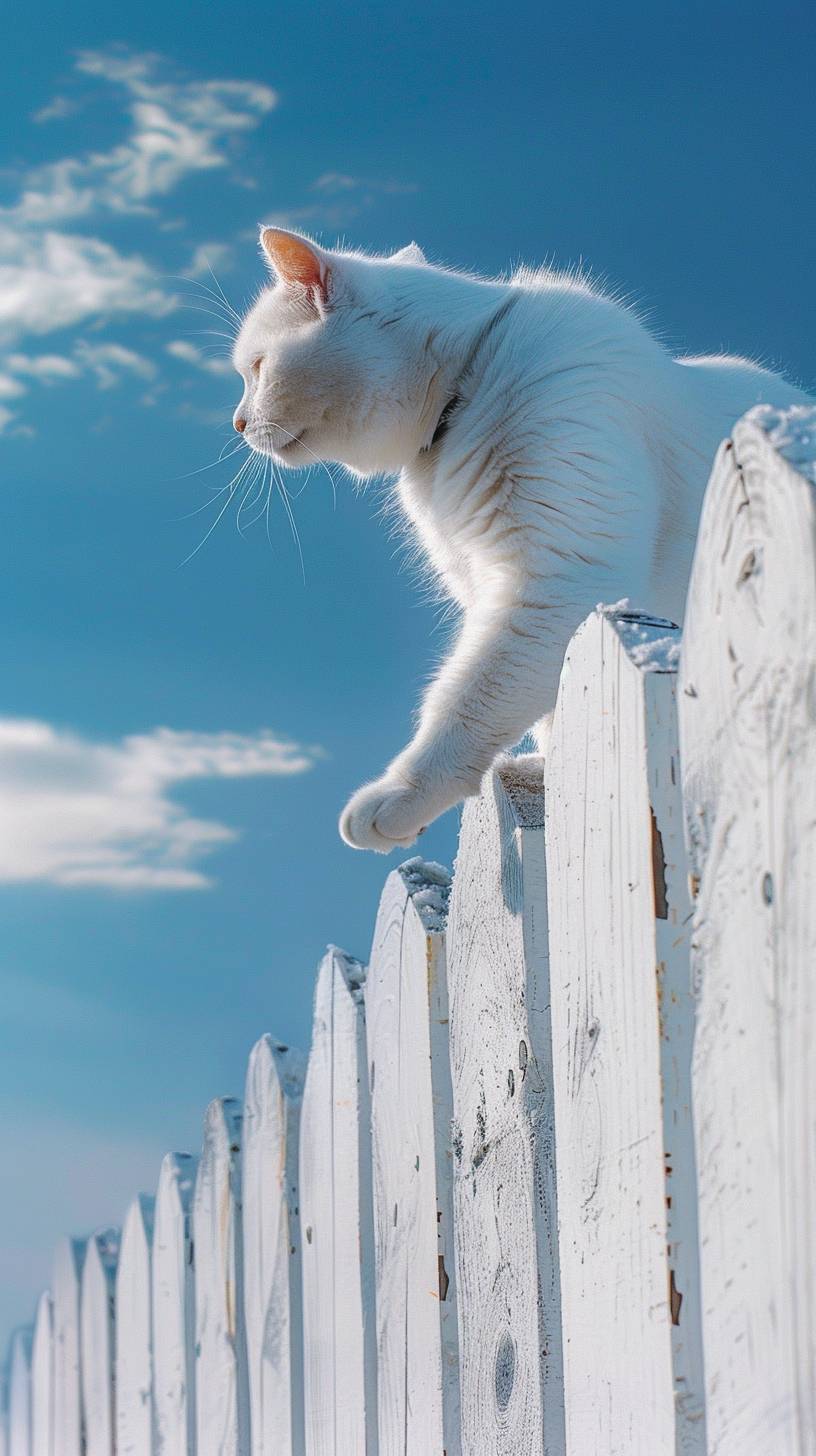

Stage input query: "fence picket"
[
  {"left": 679, "top": 405, "right": 816, "bottom": 1454},
  {"left": 80, "top": 1231, "right": 119, "bottom": 1456},
  {"left": 299, "top": 947, "right": 377, "bottom": 1456},
  {"left": 243, "top": 1035, "right": 306, "bottom": 1456},
  {"left": 193, "top": 1098, "right": 250, "bottom": 1456},
  {"left": 14, "top": 403, "right": 816, "bottom": 1456},
  {"left": 8, "top": 1328, "right": 32, "bottom": 1456},
  {"left": 545, "top": 605, "right": 705, "bottom": 1453},
  {"left": 30, "top": 1295, "right": 52, "bottom": 1456},
  {"left": 152, "top": 1153, "right": 197, "bottom": 1456},
  {"left": 447, "top": 761, "right": 564, "bottom": 1456},
  {"left": 116, "top": 1196, "right": 155, "bottom": 1455},
  {"left": 52, "top": 1238, "right": 85, "bottom": 1456},
  {"left": 365, "top": 860, "right": 460, "bottom": 1456}
]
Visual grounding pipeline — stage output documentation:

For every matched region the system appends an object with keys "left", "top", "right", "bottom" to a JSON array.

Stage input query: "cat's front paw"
[{"left": 339, "top": 775, "right": 432, "bottom": 853}]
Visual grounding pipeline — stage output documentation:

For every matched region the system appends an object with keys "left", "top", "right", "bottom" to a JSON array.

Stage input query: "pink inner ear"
[{"left": 261, "top": 229, "right": 325, "bottom": 291}]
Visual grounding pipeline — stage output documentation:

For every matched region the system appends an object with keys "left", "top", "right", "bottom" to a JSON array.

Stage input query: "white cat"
[{"left": 232, "top": 228, "right": 808, "bottom": 852}]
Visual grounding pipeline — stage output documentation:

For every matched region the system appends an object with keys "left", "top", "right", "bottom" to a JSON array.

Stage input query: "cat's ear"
[
  {"left": 391, "top": 241, "right": 426, "bottom": 265},
  {"left": 259, "top": 227, "right": 332, "bottom": 305}
]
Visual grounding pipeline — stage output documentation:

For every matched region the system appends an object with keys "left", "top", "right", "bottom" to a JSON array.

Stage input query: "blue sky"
[{"left": 1, "top": 0, "right": 813, "bottom": 1347}]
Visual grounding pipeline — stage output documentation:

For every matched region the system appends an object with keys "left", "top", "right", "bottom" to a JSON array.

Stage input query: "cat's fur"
[{"left": 232, "top": 229, "right": 808, "bottom": 852}]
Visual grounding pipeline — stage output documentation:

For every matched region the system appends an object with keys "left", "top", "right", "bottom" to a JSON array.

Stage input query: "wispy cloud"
[
  {"left": 0, "top": 340, "right": 161, "bottom": 432},
  {"left": 0, "top": 225, "right": 172, "bottom": 346},
  {"left": 0, "top": 719, "right": 319, "bottom": 889},
  {"left": 312, "top": 172, "right": 418, "bottom": 198},
  {"left": 166, "top": 339, "right": 233, "bottom": 376},
  {"left": 12, "top": 50, "right": 277, "bottom": 225},
  {"left": 0, "top": 49, "right": 276, "bottom": 433},
  {"left": 73, "top": 340, "right": 157, "bottom": 389}
]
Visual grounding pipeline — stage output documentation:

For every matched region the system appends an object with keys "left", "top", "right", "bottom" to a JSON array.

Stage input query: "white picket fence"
[{"left": 3, "top": 403, "right": 816, "bottom": 1456}]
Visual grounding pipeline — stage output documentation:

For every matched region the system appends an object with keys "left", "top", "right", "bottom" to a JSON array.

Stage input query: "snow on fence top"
[{"left": 3, "top": 404, "right": 816, "bottom": 1455}]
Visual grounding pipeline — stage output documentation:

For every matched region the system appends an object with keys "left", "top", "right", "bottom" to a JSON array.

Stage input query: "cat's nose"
[{"left": 234, "top": 416, "right": 247, "bottom": 433}]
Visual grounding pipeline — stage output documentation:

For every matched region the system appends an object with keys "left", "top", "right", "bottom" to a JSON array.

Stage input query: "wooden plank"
[
  {"left": 446, "top": 761, "right": 564, "bottom": 1456},
  {"left": 8, "top": 1327, "right": 33, "bottom": 1456},
  {"left": 52, "top": 1237, "right": 85, "bottom": 1456},
  {"left": 678, "top": 404, "right": 816, "bottom": 1454},
  {"left": 30, "top": 1293, "right": 53, "bottom": 1456},
  {"left": 545, "top": 606, "right": 705, "bottom": 1454},
  {"left": 243, "top": 1035, "right": 306, "bottom": 1456},
  {"left": 193, "top": 1097, "right": 250, "bottom": 1456},
  {"left": 152, "top": 1152, "right": 198, "bottom": 1456},
  {"left": 365, "top": 859, "right": 460, "bottom": 1455},
  {"left": 80, "top": 1231, "right": 119, "bottom": 1456},
  {"left": 116, "top": 1196, "right": 155, "bottom": 1455},
  {"left": 299, "top": 947, "right": 378, "bottom": 1456}
]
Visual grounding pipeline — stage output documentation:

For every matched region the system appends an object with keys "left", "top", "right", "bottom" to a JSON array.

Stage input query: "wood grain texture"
[
  {"left": 243, "top": 1035, "right": 306, "bottom": 1456},
  {"left": 194, "top": 1098, "right": 250, "bottom": 1456},
  {"left": 115, "top": 1195, "right": 155, "bottom": 1456},
  {"left": 8, "top": 1327, "right": 32, "bottom": 1456},
  {"left": 52, "top": 1238, "right": 85, "bottom": 1456},
  {"left": 152, "top": 1153, "right": 198, "bottom": 1456},
  {"left": 80, "top": 1230, "right": 119, "bottom": 1456},
  {"left": 299, "top": 947, "right": 378, "bottom": 1456},
  {"left": 545, "top": 607, "right": 705, "bottom": 1455},
  {"left": 446, "top": 762, "right": 565, "bottom": 1456},
  {"left": 679, "top": 408, "right": 816, "bottom": 1455},
  {"left": 30, "top": 1293, "right": 53, "bottom": 1456},
  {"left": 365, "top": 860, "right": 460, "bottom": 1456}
]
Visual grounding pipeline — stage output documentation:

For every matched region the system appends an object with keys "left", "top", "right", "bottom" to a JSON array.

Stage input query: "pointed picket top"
[
  {"left": 30, "top": 1291, "right": 53, "bottom": 1456},
  {"left": 153, "top": 1152, "right": 198, "bottom": 1456},
  {"left": 8, "top": 1326, "right": 33, "bottom": 1456},
  {"left": 366, "top": 860, "right": 460, "bottom": 1454},
  {"left": 243, "top": 1035, "right": 307, "bottom": 1454},
  {"left": 300, "top": 946, "right": 377, "bottom": 1456},
  {"left": 116, "top": 1195, "right": 156, "bottom": 1456},
  {"left": 546, "top": 604, "right": 703, "bottom": 1453},
  {"left": 396, "top": 856, "right": 452, "bottom": 933},
  {"left": 447, "top": 763, "right": 564, "bottom": 1456},
  {"left": 194, "top": 1096, "right": 250, "bottom": 1456},
  {"left": 679, "top": 404, "right": 816, "bottom": 1450},
  {"left": 52, "top": 1236, "right": 86, "bottom": 1456},
  {"left": 81, "top": 1229, "right": 120, "bottom": 1456}
]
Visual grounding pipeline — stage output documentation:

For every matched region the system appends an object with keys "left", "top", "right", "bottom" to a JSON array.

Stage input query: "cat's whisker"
[
  {"left": 204, "top": 261, "right": 243, "bottom": 328},
  {"left": 179, "top": 450, "right": 259, "bottom": 559},
  {"left": 236, "top": 453, "right": 269, "bottom": 537},
  {"left": 179, "top": 302, "right": 239, "bottom": 335},
  {"left": 173, "top": 273, "right": 243, "bottom": 326},
  {"left": 275, "top": 469, "right": 307, "bottom": 583},
  {"left": 172, "top": 437, "right": 248, "bottom": 482},
  {"left": 264, "top": 417, "right": 338, "bottom": 508}
]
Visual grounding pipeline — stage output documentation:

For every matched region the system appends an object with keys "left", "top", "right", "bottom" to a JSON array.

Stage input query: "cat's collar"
[{"left": 424, "top": 393, "right": 462, "bottom": 452}]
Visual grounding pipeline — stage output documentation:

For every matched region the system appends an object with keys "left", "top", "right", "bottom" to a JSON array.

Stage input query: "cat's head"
[{"left": 232, "top": 229, "right": 437, "bottom": 476}]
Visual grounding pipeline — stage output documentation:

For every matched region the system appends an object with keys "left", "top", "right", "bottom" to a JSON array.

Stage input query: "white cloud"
[
  {"left": 0, "top": 719, "right": 318, "bottom": 889},
  {"left": 73, "top": 340, "right": 157, "bottom": 389},
  {"left": 8, "top": 51, "right": 278, "bottom": 225},
  {"left": 32, "top": 95, "right": 79, "bottom": 124},
  {"left": 166, "top": 339, "right": 233, "bottom": 376},
  {"left": 0, "top": 374, "right": 26, "bottom": 400},
  {"left": 7, "top": 352, "right": 81, "bottom": 382},
  {"left": 185, "top": 241, "right": 234, "bottom": 278},
  {"left": 311, "top": 172, "right": 419, "bottom": 198},
  {"left": 0, "top": 226, "right": 172, "bottom": 344}
]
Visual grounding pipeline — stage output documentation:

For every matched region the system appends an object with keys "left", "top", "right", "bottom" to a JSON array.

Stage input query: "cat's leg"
[{"left": 339, "top": 602, "right": 566, "bottom": 851}]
